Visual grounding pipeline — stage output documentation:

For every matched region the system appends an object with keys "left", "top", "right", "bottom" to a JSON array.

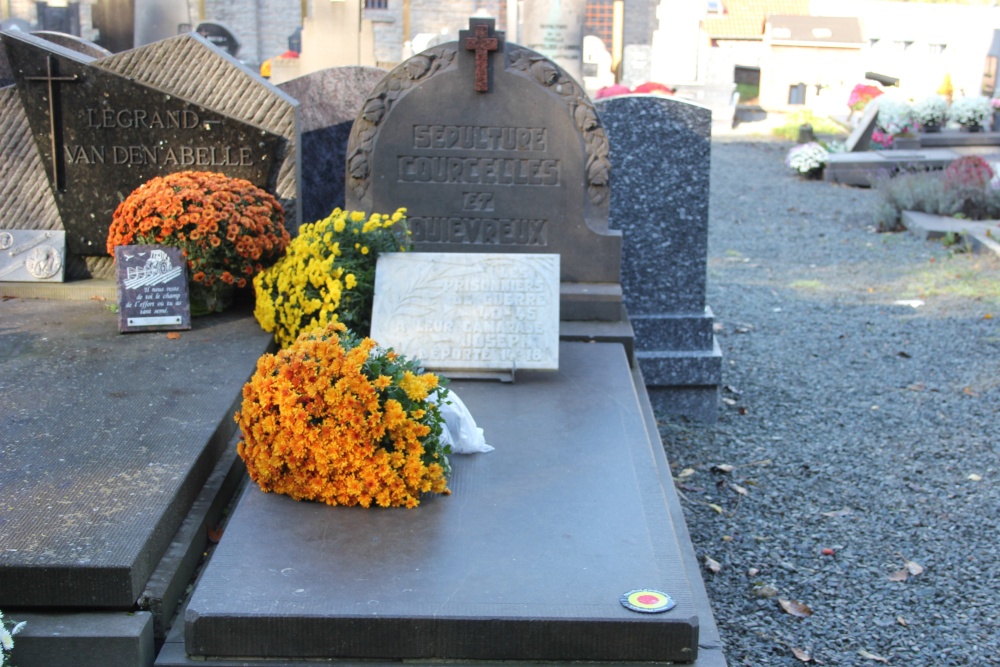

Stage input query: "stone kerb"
[{"left": 344, "top": 20, "right": 623, "bottom": 320}]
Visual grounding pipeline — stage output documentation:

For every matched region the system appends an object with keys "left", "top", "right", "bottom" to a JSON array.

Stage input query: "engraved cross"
[
  {"left": 25, "top": 55, "right": 80, "bottom": 192},
  {"left": 465, "top": 23, "right": 498, "bottom": 93}
]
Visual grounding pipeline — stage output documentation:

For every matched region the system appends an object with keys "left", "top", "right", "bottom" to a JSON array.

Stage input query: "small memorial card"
[
  {"left": 0, "top": 230, "right": 66, "bottom": 282},
  {"left": 115, "top": 245, "right": 192, "bottom": 333},
  {"left": 371, "top": 252, "right": 560, "bottom": 372}
]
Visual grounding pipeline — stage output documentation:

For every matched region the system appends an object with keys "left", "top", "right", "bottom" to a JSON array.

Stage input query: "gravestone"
[
  {"left": 520, "top": 0, "right": 585, "bottom": 82},
  {"left": 596, "top": 94, "right": 721, "bottom": 421},
  {"left": 278, "top": 66, "right": 385, "bottom": 221},
  {"left": 0, "top": 230, "right": 66, "bottom": 281},
  {"left": 345, "top": 17, "right": 622, "bottom": 322},
  {"left": 845, "top": 97, "right": 880, "bottom": 152},
  {"left": 0, "top": 30, "right": 300, "bottom": 280}
]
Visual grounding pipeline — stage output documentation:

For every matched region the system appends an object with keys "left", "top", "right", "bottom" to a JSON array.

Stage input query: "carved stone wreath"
[{"left": 346, "top": 44, "right": 611, "bottom": 207}]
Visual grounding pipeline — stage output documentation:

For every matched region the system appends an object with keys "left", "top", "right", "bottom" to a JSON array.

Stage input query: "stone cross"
[
  {"left": 25, "top": 55, "right": 80, "bottom": 191},
  {"left": 463, "top": 20, "right": 499, "bottom": 92}
]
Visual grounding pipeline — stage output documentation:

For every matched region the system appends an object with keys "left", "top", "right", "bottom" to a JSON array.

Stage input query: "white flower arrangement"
[
  {"left": 785, "top": 141, "right": 829, "bottom": 175},
  {"left": 1, "top": 611, "right": 26, "bottom": 667},
  {"left": 911, "top": 95, "right": 948, "bottom": 127},
  {"left": 948, "top": 96, "right": 992, "bottom": 128},
  {"left": 876, "top": 96, "right": 914, "bottom": 136}
]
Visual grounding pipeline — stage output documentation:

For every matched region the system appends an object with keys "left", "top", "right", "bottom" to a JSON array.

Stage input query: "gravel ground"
[{"left": 658, "top": 139, "right": 1000, "bottom": 667}]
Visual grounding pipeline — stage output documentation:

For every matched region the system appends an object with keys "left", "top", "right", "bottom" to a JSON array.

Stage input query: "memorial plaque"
[
  {"left": 0, "top": 230, "right": 66, "bottom": 282},
  {"left": 115, "top": 245, "right": 191, "bottom": 332},
  {"left": 345, "top": 18, "right": 621, "bottom": 303},
  {"left": 370, "top": 252, "right": 560, "bottom": 371}
]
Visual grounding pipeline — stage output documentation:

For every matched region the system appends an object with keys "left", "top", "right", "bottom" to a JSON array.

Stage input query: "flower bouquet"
[
  {"left": 785, "top": 142, "right": 829, "bottom": 178},
  {"left": 235, "top": 322, "right": 451, "bottom": 508},
  {"left": 948, "top": 96, "right": 992, "bottom": 131},
  {"left": 253, "top": 208, "right": 409, "bottom": 348},
  {"left": 107, "top": 171, "right": 289, "bottom": 314},
  {"left": 911, "top": 95, "right": 948, "bottom": 131}
]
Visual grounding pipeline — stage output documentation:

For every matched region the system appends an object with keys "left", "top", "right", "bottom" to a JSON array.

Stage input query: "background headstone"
[
  {"left": 0, "top": 230, "right": 66, "bottom": 282},
  {"left": 346, "top": 18, "right": 622, "bottom": 322},
  {"left": 596, "top": 94, "right": 721, "bottom": 421},
  {"left": 278, "top": 66, "right": 385, "bottom": 221},
  {"left": 520, "top": 0, "right": 585, "bottom": 83},
  {"left": 845, "top": 98, "right": 880, "bottom": 152},
  {"left": 195, "top": 21, "right": 240, "bottom": 57}
]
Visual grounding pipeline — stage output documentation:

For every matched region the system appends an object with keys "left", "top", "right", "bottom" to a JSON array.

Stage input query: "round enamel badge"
[{"left": 620, "top": 589, "right": 676, "bottom": 613}]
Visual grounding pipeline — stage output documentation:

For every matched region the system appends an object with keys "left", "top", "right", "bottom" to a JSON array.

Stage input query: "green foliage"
[
  {"left": 736, "top": 83, "right": 759, "bottom": 103},
  {"left": 771, "top": 111, "right": 848, "bottom": 140}
]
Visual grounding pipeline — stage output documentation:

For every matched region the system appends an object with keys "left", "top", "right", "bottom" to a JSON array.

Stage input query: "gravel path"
[{"left": 658, "top": 139, "right": 1000, "bottom": 667}]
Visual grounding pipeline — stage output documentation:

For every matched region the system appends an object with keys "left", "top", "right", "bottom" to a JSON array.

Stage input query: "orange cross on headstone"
[{"left": 464, "top": 21, "right": 499, "bottom": 93}]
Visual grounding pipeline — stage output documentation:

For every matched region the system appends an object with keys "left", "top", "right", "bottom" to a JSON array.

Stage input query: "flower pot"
[
  {"left": 961, "top": 124, "right": 984, "bottom": 133},
  {"left": 189, "top": 281, "right": 236, "bottom": 315},
  {"left": 800, "top": 167, "right": 824, "bottom": 180},
  {"left": 893, "top": 137, "right": 921, "bottom": 150},
  {"left": 993, "top": 111, "right": 1000, "bottom": 132},
  {"left": 921, "top": 123, "right": 941, "bottom": 133}
]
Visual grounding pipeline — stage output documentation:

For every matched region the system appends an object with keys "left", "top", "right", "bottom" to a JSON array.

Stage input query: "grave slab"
[
  {"left": 182, "top": 342, "right": 700, "bottom": 663},
  {"left": 824, "top": 148, "right": 959, "bottom": 186},
  {"left": 7, "top": 610, "right": 154, "bottom": 667},
  {"left": 0, "top": 298, "right": 273, "bottom": 608}
]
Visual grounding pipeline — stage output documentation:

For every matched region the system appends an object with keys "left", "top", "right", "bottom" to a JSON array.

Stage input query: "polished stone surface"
[
  {"left": 596, "top": 95, "right": 721, "bottom": 404},
  {"left": 278, "top": 66, "right": 385, "bottom": 223},
  {"left": 184, "top": 343, "right": 699, "bottom": 662},
  {"left": 0, "top": 298, "right": 272, "bottom": 608}
]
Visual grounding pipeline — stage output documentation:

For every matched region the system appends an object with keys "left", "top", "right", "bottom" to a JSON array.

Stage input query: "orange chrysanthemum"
[{"left": 235, "top": 322, "right": 451, "bottom": 508}]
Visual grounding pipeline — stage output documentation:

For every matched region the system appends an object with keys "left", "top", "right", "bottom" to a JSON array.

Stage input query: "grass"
[{"left": 771, "top": 110, "right": 849, "bottom": 141}]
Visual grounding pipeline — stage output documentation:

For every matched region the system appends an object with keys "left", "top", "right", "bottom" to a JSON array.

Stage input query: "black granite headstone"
[
  {"left": 278, "top": 66, "right": 385, "bottom": 221},
  {"left": 115, "top": 245, "right": 191, "bottom": 333},
  {"left": 0, "top": 30, "right": 290, "bottom": 258},
  {"left": 345, "top": 18, "right": 622, "bottom": 321}
]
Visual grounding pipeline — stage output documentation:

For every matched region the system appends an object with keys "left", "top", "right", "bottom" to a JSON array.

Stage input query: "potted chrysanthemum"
[
  {"left": 949, "top": 96, "right": 992, "bottom": 132},
  {"left": 911, "top": 95, "right": 948, "bottom": 132},
  {"left": 785, "top": 141, "right": 829, "bottom": 179},
  {"left": 107, "top": 171, "right": 290, "bottom": 314}
]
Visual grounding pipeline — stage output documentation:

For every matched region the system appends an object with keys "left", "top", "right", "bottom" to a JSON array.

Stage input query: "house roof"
[
  {"left": 703, "top": 0, "right": 810, "bottom": 40},
  {"left": 766, "top": 15, "right": 864, "bottom": 46}
]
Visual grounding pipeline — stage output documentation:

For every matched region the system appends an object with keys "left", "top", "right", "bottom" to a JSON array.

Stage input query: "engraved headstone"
[
  {"left": 521, "top": 0, "right": 585, "bottom": 82},
  {"left": 115, "top": 245, "right": 191, "bottom": 332},
  {"left": 845, "top": 97, "right": 881, "bottom": 152},
  {"left": 370, "top": 252, "right": 560, "bottom": 372},
  {"left": 0, "top": 30, "right": 300, "bottom": 278},
  {"left": 346, "top": 17, "right": 621, "bottom": 322},
  {"left": 0, "top": 230, "right": 66, "bottom": 282}
]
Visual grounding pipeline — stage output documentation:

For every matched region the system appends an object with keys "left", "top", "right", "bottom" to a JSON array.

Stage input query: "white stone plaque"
[
  {"left": 371, "top": 253, "right": 560, "bottom": 372},
  {"left": 0, "top": 230, "right": 66, "bottom": 282}
]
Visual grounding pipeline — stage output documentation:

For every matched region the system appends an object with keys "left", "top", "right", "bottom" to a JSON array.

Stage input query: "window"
[
  {"left": 585, "top": 0, "right": 615, "bottom": 50},
  {"left": 364, "top": 0, "right": 388, "bottom": 9},
  {"left": 928, "top": 43, "right": 947, "bottom": 56},
  {"left": 788, "top": 83, "right": 806, "bottom": 105}
]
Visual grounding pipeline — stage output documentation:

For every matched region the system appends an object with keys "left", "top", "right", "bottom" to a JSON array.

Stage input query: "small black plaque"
[{"left": 115, "top": 245, "right": 191, "bottom": 333}]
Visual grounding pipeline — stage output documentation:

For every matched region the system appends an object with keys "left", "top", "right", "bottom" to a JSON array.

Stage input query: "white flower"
[
  {"left": 785, "top": 142, "right": 829, "bottom": 174},
  {"left": 876, "top": 96, "right": 913, "bottom": 135},
  {"left": 949, "top": 96, "right": 992, "bottom": 127},
  {"left": 911, "top": 96, "right": 948, "bottom": 126}
]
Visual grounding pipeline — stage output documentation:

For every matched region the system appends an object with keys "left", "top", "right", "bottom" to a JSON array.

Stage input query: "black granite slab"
[
  {"left": 1, "top": 30, "right": 285, "bottom": 256},
  {"left": 0, "top": 298, "right": 273, "bottom": 608},
  {"left": 184, "top": 342, "right": 698, "bottom": 663}
]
